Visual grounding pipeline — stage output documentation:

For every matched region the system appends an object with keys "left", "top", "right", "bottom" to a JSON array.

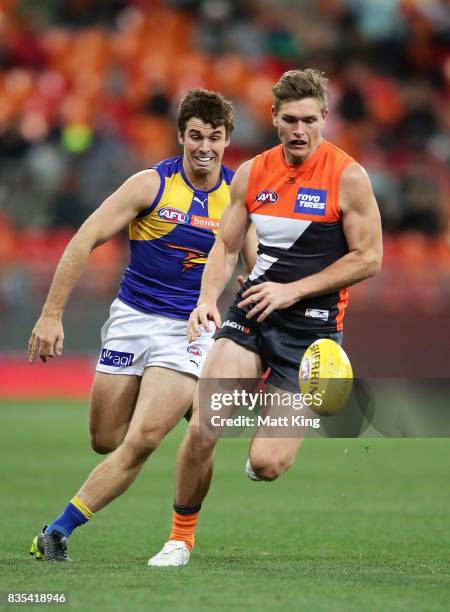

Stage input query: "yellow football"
[{"left": 299, "top": 338, "right": 353, "bottom": 416}]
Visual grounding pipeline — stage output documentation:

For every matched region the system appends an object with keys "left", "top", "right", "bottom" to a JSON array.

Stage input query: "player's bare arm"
[
  {"left": 239, "top": 163, "right": 382, "bottom": 321},
  {"left": 28, "top": 170, "right": 161, "bottom": 363},
  {"left": 236, "top": 223, "right": 258, "bottom": 289},
  {"left": 240, "top": 223, "right": 257, "bottom": 275},
  {"left": 187, "top": 161, "right": 253, "bottom": 341}
]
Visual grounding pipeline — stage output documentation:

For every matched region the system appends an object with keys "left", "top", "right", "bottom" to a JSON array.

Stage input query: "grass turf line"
[{"left": 1, "top": 401, "right": 449, "bottom": 611}]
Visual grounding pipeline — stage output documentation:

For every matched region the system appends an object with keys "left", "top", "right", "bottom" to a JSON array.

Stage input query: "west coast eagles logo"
[{"left": 166, "top": 244, "right": 208, "bottom": 271}]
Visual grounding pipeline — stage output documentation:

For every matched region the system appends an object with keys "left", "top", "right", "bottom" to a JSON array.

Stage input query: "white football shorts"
[{"left": 96, "top": 298, "right": 215, "bottom": 378}]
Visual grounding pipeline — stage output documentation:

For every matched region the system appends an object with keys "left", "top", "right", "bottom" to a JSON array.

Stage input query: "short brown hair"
[
  {"left": 272, "top": 69, "right": 328, "bottom": 112},
  {"left": 178, "top": 88, "right": 235, "bottom": 136}
]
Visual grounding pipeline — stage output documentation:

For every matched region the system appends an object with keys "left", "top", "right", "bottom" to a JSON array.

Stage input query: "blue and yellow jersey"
[{"left": 118, "top": 156, "right": 234, "bottom": 319}]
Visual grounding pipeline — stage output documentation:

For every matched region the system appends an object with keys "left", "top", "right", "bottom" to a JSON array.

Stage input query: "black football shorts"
[{"left": 214, "top": 303, "right": 343, "bottom": 392}]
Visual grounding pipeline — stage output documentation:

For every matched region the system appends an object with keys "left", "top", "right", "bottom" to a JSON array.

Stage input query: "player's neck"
[
  {"left": 283, "top": 137, "right": 324, "bottom": 167},
  {"left": 183, "top": 162, "right": 221, "bottom": 192}
]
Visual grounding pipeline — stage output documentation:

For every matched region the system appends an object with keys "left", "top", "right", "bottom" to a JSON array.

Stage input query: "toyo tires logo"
[{"left": 295, "top": 188, "right": 327, "bottom": 215}]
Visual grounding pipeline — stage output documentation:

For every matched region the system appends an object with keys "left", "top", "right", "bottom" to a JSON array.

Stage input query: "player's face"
[
  {"left": 272, "top": 98, "right": 328, "bottom": 165},
  {"left": 179, "top": 118, "right": 230, "bottom": 177}
]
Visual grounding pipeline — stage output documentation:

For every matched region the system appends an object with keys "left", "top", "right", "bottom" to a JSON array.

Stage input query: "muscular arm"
[
  {"left": 28, "top": 170, "right": 160, "bottom": 362},
  {"left": 292, "top": 162, "right": 382, "bottom": 299},
  {"left": 240, "top": 223, "right": 258, "bottom": 275},
  {"left": 239, "top": 162, "right": 382, "bottom": 321},
  {"left": 187, "top": 160, "right": 252, "bottom": 340}
]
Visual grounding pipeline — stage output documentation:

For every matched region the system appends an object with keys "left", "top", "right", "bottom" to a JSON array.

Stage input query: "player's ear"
[
  {"left": 178, "top": 131, "right": 185, "bottom": 145},
  {"left": 272, "top": 105, "right": 278, "bottom": 127},
  {"left": 321, "top": 108, "right": 329, "bottom": 124}
]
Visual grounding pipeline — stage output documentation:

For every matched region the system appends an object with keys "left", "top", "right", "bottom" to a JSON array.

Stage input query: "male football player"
[
  {"left": 148, "top": 69, "right": 382, "bottom": 566},
  {"left": 28, "top": 88, "right": 256, "bottom": 561}
]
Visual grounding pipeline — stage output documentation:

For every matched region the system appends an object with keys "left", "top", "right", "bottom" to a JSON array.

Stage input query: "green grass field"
[{"left": 1, "top": 401, "right": 449, "bottom": 611}]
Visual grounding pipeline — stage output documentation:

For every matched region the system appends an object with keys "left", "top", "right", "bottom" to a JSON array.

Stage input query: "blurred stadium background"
[
  {"left": 0, "top": 0, "right": 449, "bottom": 399},
  {"left": 1, "top": 4, "right": 450, "bottom": 609}
]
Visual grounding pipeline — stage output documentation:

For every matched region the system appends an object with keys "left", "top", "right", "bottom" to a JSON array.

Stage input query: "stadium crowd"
[{"left": 0, "top": 0, "right": 449, "bottom": 321}]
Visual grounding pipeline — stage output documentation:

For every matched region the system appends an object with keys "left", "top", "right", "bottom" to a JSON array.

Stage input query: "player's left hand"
[{"left": 237, "top": 282, "right": 298, "bottom": 322}]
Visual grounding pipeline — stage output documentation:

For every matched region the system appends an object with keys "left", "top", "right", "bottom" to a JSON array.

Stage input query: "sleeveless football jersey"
[
  {"left": 119, "top": 156, "right": 234, "bottom": 319},
  {"left": 245, "top": 141, "right": 354, "bottom": 332}
]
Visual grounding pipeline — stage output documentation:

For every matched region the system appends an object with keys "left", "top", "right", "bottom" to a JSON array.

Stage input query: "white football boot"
[
  {"left": 147, "top": 540, "right": 190, "bottom": 567},
  {"left": 245, "top": 458, "right": 261, "bottom": 481}
]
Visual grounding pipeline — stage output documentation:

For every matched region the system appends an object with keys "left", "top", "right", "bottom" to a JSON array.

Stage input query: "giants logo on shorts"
[
  {"left": 158, "top": 207, "right": 189, "bottom": 224},
  {"left": 187, "top": 345, "right": 203, "bottom": 357},
  {"left": 100, "top": 349, "right": 134, "bottom": 368},
  {"left": 256, "top": 190, "right": 279, "bottom": 204},
  {"left": 295, "top": 188, "right": 327, "bottom": 216},
  {"left": 305, "top": 308, "right": 329, "bottom": 321},
  {"left": 222, "top": 320, "right": 251, "bottom": 334}
]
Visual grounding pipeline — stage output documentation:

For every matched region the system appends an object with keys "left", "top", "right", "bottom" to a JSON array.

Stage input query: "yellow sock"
[{"left": 71, "top": 496, "right": 94, "bottom": 520}]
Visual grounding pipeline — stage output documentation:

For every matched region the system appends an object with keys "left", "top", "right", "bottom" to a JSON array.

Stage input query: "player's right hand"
[
  {"left": 187, "top": 303, "right": 221, "bottom": 342},
  {"left": 28, "top": 315, "right": 64, "bottom": 363}
]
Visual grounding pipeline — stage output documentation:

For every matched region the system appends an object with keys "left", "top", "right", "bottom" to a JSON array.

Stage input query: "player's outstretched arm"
[
  {"left": 187, "top": 161, "right": 252, "bottom": 341},
  {"left": 238, "top": 162, "right": 382, "bottom": 321},
  {"left": 28, "top": 170, "right": 160, "bottom": 363}
]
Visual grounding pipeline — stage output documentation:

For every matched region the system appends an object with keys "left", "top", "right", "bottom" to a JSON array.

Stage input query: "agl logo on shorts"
[
  {"left": 295, "top": 188, "right": 327, "bottom": 216},
  {"left": 100, "top": 349, "right": 134, "bottom": 368},
  {"left": 158, "top": 207, "right": 189, "bottom": 224}
]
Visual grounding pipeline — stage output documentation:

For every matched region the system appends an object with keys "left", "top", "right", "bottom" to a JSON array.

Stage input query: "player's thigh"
[
  {"left": 89, "top": 372, "right": 140, "bottom": 450},
  {"left": 188, "top": 338, "right": 264, "bottom": 439},
  {"left": 201, "top": 338, "right": 263, "bottom": 379},
  {"left": 125, "top": 366, "right": 197, "bottom": 447}
]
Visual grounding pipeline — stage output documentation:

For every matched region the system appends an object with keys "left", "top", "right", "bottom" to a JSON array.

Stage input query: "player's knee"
[
  {"left": 186, "top": 422, "right": 217, "bottom": 458},
  {"left": 249, "top": 452, "right": 294, "bottom": 482},
  {"left": 121, "top": 429, "right": 163, "bottom": 464},
  {"left": 90, "top": 432, "right": 122, "bottom": 455}
]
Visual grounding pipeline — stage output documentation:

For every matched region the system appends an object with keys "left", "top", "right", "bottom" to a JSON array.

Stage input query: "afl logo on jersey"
[
  {"left": 256, "top": 190, "right": 279, "bottom": 204},
  {"left": 295, "top": 187, "right": 327, "bottom": 216},
  {"left": 158, "top": 207, "right": 189, "bottom": 224}
]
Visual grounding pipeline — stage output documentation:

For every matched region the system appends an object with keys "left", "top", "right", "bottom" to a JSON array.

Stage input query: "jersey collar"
[
  {"left": 180, "top": 161, "right": 223, "bottom": 194},
  {"left": 278, "top": 140, "right": 328, "bottom": 174}
]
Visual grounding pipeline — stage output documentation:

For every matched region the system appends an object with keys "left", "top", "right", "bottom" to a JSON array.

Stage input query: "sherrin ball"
[{"left": 299, "top": 338, "right": 353, "bottom": 416}]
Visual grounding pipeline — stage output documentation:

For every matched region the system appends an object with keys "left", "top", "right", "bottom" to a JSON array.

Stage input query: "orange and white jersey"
[{"left": 245, "top": 141, "right": 354, "bottom": 332}]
